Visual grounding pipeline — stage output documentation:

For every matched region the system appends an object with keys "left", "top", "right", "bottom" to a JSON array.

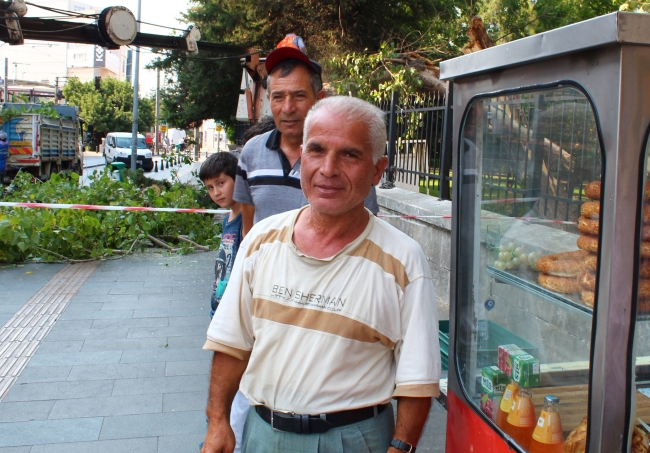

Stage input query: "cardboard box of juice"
[
  {"left": 497, "top": 344, "right": 541, "bottom": 387},
  {"left": 480, "top": 366, "right": 508, "bottom": 421}
]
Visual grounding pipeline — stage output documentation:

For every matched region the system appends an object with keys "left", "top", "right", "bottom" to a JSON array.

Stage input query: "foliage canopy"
[{"left": 62, "top": 77, "right": 154, "bottom": 144}]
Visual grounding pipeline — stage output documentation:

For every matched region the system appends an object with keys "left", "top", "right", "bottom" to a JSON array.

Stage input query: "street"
[{"left": 81, "top": 150, "right": 205, "bottom": 186}]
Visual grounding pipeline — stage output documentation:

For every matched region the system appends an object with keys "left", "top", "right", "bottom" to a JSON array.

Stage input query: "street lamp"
[{"left": 130, "top": 0, "right": 141, "bottom": 172}]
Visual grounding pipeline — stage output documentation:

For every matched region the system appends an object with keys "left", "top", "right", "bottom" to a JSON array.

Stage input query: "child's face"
[{"left": 203, "top": 173, "right": 236, "bottom": 208}]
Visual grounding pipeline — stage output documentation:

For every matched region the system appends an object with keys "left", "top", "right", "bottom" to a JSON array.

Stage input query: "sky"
[{"left": 1, "top": 0, "right": 194, "bottom": 95}]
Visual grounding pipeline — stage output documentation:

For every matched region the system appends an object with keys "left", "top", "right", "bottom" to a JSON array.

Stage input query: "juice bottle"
[
  {"left": 496, "top": 381, "right": 519, "bottom": 429},
  {"left": 505, "top": 387, "right": 537, "bottom": 451},
  {"left": 529, "top": 395, "right": 565, "bottom": 453}
]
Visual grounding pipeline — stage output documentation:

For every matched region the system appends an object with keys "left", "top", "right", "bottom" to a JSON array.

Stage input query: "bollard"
[
  {"left": 154, "top": 161, "right": 158, "bottom": 173},
  {"left": 165, "top": 160, "right": 169, "bottom": 169}
]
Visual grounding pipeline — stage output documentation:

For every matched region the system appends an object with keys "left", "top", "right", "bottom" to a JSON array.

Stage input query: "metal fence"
[{"left": 378, "top": 90, "right": 453, "bottom": 200}]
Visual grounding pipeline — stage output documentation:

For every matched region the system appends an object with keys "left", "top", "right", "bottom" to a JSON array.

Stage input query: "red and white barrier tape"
[
  {"left": 0, "top": 202, "right": 577, "bottom": 224},
  {"left": 0, "top": 202, "right": 230, "bottom": 215}
]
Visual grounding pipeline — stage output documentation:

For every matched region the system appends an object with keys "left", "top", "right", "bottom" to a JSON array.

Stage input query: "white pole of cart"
[
  {"left": 130, "top": 0, "right": 141, "bottom": 172},
  {"left": 154, "top": 67, "right": 160, "bottom": 155}
]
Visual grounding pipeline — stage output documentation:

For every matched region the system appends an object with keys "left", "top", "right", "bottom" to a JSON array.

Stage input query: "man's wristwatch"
[{"left": 390, "top": 439, "right": 415, "bottom": 453}]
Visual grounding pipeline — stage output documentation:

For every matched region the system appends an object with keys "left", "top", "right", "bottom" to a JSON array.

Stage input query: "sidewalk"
[{"left": 0, "top": 253, "right": 446, "bottom": 452}]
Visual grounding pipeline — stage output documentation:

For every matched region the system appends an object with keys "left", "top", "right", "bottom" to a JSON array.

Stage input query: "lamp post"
[{"left": 130, "top": 0, "right": 141, "bottom": 171}]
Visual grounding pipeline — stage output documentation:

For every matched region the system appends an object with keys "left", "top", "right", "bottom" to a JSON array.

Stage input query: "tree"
[
  {"left": 151, "top": 0, "right": 445, "bottom": 128},
  {"left": 63, "top": 78, "right": 155, "bottom": 144}
]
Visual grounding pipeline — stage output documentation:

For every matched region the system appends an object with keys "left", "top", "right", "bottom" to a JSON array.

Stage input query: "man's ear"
[
  {"left": 372, "top": 156, "right": 389, "bottom": 186},
  {"left": 317, "top": 90, "right": 326, "bottom": 100}
]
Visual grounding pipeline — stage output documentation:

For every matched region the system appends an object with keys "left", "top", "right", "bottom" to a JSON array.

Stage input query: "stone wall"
[{"left": 376, "top": 188, "right": 452, "bottom": 320}]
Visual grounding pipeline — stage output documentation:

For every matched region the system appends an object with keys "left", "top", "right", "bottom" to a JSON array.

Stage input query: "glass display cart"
[{"left": 439, "top": 12, "right": 650, "bottom": 453}]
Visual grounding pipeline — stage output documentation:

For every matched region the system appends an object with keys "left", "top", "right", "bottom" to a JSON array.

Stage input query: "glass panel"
[
  {"left": 630, "top": 131, "right": 650, "bottom": 451},
  {"left": 456, "top": 86, "right": 602, "bottom": 452}
]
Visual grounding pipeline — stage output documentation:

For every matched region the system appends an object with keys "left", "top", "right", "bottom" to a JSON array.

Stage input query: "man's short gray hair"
[
  {"left": 303, "top": 96, "right": 387, "bottom": 163},
  {"left": 267, "top": 59, "right": 322, "bottom": 96}
]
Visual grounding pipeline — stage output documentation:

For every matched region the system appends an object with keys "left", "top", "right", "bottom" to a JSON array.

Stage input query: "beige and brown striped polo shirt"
[{"left": 204, "top": 206, "right": 441, "bottom": 415}]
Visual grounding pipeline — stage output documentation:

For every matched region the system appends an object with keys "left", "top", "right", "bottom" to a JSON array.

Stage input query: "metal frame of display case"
[{"left": 441, "top": 12, "right": 650, "bottom": 453}]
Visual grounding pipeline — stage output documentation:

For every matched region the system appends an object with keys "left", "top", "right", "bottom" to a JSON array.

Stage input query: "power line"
[
  {"left": 137, "top": 20, "right": 185, "bottom": 32},
  {"left": 25, "top": 2, "right": 100, "bottom": 19},
  {"left": 0, "top": 21, "right": 94, "bottom": 33}
]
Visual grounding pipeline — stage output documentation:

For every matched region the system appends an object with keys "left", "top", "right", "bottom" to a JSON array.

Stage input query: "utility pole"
[
  {"left": 3, "top": 58, "right": 8, "bottom": 103},
  {"left": 154, "top": 67, "right": 160, "bottom": 155},
  {"left": 130, "top": 0, "right": 141, "bottom": 171},
  {"left": 54, "top": 77, "right": 59, "bottom": 105}
]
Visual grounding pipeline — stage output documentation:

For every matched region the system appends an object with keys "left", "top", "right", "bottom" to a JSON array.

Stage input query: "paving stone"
[
  {"left": 3, "top": 379, "right": 114, "bottom": 402},
  {"left": 166, "top": 335, "right": 207, "bottom": 349},
  {"left": 68, "top": 295, "right": 138, "bottom": 304},
  {"left": 63, "top": 303, "right": 103, "bottom": 312},
  {"left": 109, "top": 286, "right": 172, "bottom": 295},
  {"left": 120, "top": 348, "right": 210, "bottom": 364},
  {"left": 99, "top": 411, "right": 205, "bottom": 440},
  {"left": 28, "top": 351, "right": 122, "bottom": 367},
  {"left": 91, "top": 318, "right": 168, "bottom": 329},
  {"left": 0, "top": 314, "right": 13, "bottom": 325},
  {"left": 0, "top": 305, "right": 22, "bottom": 314},
  {"left": 45, "top": 328, "right": 129, "bottom": 341},
  {"left": 80, "top": 338, "right": 168, "bottom": 352},
  {"left": 167, "top": 316, "right": 210, "bottom": 327},
  {"left": 162, "top": 390, "right": 208, "bottom": 413},
  {"left": 30, "top": 437, "right": 158, "bottom": 453},
  {"left": 0, "top": 417, "right": 103, "bottom": 447},
  {"left": 136, "top": 294, "right": 177, "bottom": 304},
  {"left": 127, "top": 326, "right": 200, "bottom": 339},
  {"left": 48, "top": 320, "right": 94, "bottom": 331},
  {"left": 133, "top": 308, "right": 208, "bottom": 318},
  {"left": 68, "top": 362, "right": 166, "bottom": 381},
  {"left": 37, "top": 341, "right": 83, "bottom": 354},
  {"left": 0, "top": 400, "right": 55, "bottom": 422},
  {"left": 0, "top": 446, "right": 31, "bottom": 452},
  {"left": 157, "top": 433, "right": 206, "bottom": 453},
  {"left": 112, "top": 374, "right": 208, "bottom": 396},
  {"left": 165, "top": 360, "right": 211, "bottom": 377},
  {"left": 49, "top": 394, "right": 162, "bottom": 419},
  {"left": 101, "top": 300, "right": 171, "bottom": 311},
  {"left": 15, "top": 366, "right": 71, "bottom": 384},
  {"left": 170, "top": 299, "right": 206, "bottom": 309},
  {"left": 58, "top": 309, "right": 134, "bottom": 321}
]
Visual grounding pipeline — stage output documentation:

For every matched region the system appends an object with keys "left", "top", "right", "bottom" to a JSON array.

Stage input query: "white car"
[{"left": 104, "top": 132, "right": 153, "bottom": 172}]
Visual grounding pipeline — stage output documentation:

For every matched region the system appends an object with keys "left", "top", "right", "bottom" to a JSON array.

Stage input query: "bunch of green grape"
[{"left": 493, "top": 242, "right": 539, "bottom": 271}]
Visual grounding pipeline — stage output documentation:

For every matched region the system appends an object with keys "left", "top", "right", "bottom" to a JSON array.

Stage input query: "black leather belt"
[{"left": 255, "top": 403, "right": 389, "bottom": 434}]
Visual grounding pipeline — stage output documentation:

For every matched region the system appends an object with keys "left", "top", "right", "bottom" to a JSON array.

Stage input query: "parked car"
[{"left": 104, "top": 132, "right": 153, "bottom": 172}]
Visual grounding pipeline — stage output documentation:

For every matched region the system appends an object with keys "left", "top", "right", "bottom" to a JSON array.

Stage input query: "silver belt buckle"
[{"left": 270, "top": 408, "right": 294, "bottom": 432}]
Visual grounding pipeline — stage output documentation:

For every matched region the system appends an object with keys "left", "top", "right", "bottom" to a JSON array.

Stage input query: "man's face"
[
  {"left": 301, "top": 109, "right": 388, "bottom": 217},
  {"left": 268, "top": 65, "right": 323, "bottom": 141},
  {"left": 203, "top": 173, "right": 236, "bottom": 208}
]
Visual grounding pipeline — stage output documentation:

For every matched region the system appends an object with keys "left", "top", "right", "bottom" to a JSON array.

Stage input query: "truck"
[{"left": 0, "top": 103, "right": 83, "bottom": 183}]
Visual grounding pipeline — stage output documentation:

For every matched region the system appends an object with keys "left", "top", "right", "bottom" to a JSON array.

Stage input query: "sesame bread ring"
[
  {"left": 645, "top": 204, "right": 650, "bottom": 224},
  {"left": 538, "top": 273, "right": 582, "bottom": 294},
  {"left": 640, "top": 259, "right": 650, "bottom": 278},
  {"left": 585, "top": 181, "right": 601, "bottom": 200},
  {"left": 536, "top": 250, "right": 588, "bottom": 277},
  {"left": 577, "top": 270, "right": 596, "bottom": 292},
  {"left": 582, "top": 290, "right": 595, "bottom": 308},
  {"left": 577, "top": 235, "right": 599, "bottom": 253},
  {"left": 580, "top": 201, "right": 600, "bottom": 220},
  {"left": 577, "top": 217, "right": 599, "bottom": 236},
  {"left": 584, "top": 253, "right": 598, "bottom": 272},
  {"left": 639, "top": 279, "right": 650, "bottom": 299},
  {"left": 642, "top": 242, "right": 650, "bottom": 258},
  {"left": 646, "top": 181, "right": 650, "bottom": 201},
  {"left": 644, "top": 225, "right": 650, "bottom": 241}
]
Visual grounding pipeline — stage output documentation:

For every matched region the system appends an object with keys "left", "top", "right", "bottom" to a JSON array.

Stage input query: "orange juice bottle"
[
  {"left": 496, "top": 381, "right": 519, "bottom": 429},
  {"left": 529, "top": 395, "right": 565, "bottom": 453},
  {"left": 505, "top": 387, "right": 537, "bottom": 451}
]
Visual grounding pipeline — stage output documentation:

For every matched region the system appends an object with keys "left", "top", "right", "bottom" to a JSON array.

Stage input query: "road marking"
[{"left": 0, "top": 262, "right": 99, "bottom": 402}]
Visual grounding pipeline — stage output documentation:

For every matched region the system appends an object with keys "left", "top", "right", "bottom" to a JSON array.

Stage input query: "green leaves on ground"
[{"left": 0, "top": 171, "right": 221, "bottom": 263}]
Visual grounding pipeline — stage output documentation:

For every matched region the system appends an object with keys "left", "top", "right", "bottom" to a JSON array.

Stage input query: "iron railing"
[{"left": 378, "top": 89, "right": 453, "bottom": 200}]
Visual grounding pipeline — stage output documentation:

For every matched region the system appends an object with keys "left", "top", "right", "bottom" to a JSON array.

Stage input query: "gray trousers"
[{"left": 242, "top": 403, "right": 395, "bottom": 453}]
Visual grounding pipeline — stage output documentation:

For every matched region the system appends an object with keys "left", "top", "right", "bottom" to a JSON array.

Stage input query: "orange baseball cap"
[{"left": 265, "top": 34, "right": 322, "bottom": 77}]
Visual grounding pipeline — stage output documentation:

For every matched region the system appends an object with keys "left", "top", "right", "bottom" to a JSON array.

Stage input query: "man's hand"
[
  {"left": 201, "top": 416, "right": 236, "bottom": 453},
  {"left": 388, "top": 396, "right": 432, "bottom": 452},
  {"left": 202, "top": 352, "right": 248, "bottom": 453}
]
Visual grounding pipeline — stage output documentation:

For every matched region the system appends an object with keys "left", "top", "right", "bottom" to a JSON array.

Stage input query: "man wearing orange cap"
[{"left": 233, "top": 34, "right": 379, "bottom": 236}]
